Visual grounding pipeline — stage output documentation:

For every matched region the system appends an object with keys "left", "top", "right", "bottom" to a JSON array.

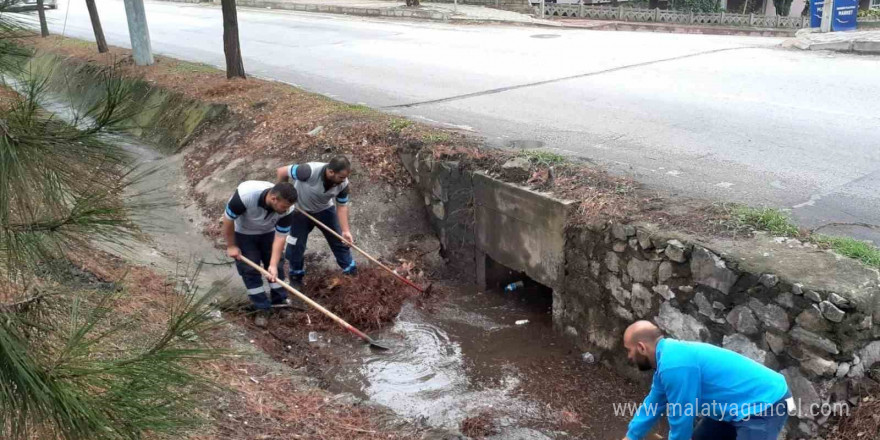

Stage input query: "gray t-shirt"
[
  {"left": 224, "top": 181, "right": 294, "bottom": 235},
  {"left": 285, "top": 162, "right": 350, "bottom": 213}
]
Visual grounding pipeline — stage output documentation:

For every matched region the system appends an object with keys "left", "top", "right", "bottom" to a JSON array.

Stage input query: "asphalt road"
[{"left": 41, "top": 0, "right": 880, "bottom": 243}]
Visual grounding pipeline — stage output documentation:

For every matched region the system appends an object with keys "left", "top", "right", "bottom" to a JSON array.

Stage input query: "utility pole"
[
  {"left": 86, "top": 0, "right": 109, "bottom": 53},
  {"left": 820, "top": 0, "right": 834, "bottom": 32},
  {"left": 122, "top": 0, "right": 154, "bottom": 65}
]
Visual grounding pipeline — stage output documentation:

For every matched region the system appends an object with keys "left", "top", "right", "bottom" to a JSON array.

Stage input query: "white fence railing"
[{"left": 540, "top": 5, "right": 812, "bottom": 29}]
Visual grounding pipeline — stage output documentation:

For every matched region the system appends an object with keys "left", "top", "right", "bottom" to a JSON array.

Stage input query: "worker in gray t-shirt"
[
  {"left": 223, "top": 181, "right": 298, "bottom": 327},
  {"left": 276, "top": 156, "right": 356, "bottom": 290}
]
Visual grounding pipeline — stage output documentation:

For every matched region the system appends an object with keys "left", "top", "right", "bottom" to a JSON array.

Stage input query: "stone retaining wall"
[{"left": 403, "top": 151, "right": 880, "bottom": 439}]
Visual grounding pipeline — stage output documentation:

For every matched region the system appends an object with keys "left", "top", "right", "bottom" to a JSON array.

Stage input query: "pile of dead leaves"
[
  {"left": 460, "top": 411, "right": 498, "bottom": 439},
  {"left": 297, "top": 266, "right": 423, "bottom": 331}
]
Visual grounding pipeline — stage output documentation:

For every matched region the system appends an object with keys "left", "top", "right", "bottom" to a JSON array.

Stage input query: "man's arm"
[
  {"left": 224, "top": 190, "right": 247, "bottom": 259},
  {"left": 659, "top": 367, "right": 701, "bottom": 440},
  {"left": 267, "top": 233, "right": 286, "bottom": 282},
  {"left": 625, "top": 372, "right": 668, "bottom": 440},
  {"left": 336, "top": 186, "right": 352, "bottom": 243},
  {"left": 223, "top": 218, "right": 239, "bottom": 259},
  {"left": 276, "top": 166, "right": 290, "bottom": 183}
]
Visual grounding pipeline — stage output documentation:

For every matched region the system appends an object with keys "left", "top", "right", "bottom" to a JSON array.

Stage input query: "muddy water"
[{"left": 307, "top": 282, "right": 642, "bottom": 440}]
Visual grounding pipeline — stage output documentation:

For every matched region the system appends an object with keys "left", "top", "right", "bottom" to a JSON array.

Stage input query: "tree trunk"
[
  {"left": 36, "top": 0, "right": 49, "bottom": 37},
  {"left": 221, "top": 0, "right": 246, "bottom": 79},
  {"left": 85, "top": 0, "right": 109, "bottom": 53}
]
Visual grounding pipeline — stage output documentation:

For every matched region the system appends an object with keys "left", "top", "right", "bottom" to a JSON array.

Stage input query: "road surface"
[{"left": 41, "top": 0, "right": 880, "bottom": 242}]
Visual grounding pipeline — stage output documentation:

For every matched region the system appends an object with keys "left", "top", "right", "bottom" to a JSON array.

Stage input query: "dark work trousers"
[
  {"left": 285, "top": 206, "right": 356, "bottom": 282},
  {"left": 233, "top": 231, "right": 287, "bottom": 309},
  {"left": 692, "top": 393, "right": 791, "bottom": 440}
]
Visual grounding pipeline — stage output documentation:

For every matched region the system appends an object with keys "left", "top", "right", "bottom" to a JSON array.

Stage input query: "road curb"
[
  {"left": 553, "top": 19, "right": 798, "bottom": 37},
  {"left": 216, "top": 0, "right": 451, "bottom": 21}
]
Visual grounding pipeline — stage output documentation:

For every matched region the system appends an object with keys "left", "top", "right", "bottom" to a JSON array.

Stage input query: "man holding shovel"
[
  {"left": 223, "top": 180, "right": 298, "bottom": 328},
  {"left": 276, "top": 156, "right": 356, "bottom": 291}
]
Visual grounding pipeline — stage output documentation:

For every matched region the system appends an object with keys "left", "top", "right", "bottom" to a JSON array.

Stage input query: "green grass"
[
  {"left": 730, "top": 206, "right": 801, "bottom": 237},
  {"left": 389, "top": 117, "right": 413, "bottom": 134},
  {"left": 518, "top": 149, "right": 567, "bottom": 166},
  {"left": 422, "top": 132, "right": 450, "bottom": 144},
  {"left": 812, "top": 235, "right": 880, "bottom": 268},
  {"left": 169, "top": 61, "right": 218, "bottom": 74},
  {"left": 345, "top": 103, "right": 373, "bottom": 114},
  {"left": 729, "top": 206, "right": 880, "bottom": 269}
]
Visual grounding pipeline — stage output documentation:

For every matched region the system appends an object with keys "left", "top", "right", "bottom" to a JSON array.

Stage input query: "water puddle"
[{"left": 310, "top": 284, "right": 634, "bottom": 439}]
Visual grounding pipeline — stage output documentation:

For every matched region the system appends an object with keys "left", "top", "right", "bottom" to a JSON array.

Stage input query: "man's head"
[
  {"left": 623, "top": 321, "right": 664, "bottom": 372},
  {"left": 266, "top": 182, "right": 297, "bottom": 213},
  {"left": 324, "top": 156, "right": 351, "bottom": 185}
]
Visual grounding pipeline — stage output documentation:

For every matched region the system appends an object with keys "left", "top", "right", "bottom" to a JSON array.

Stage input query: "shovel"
[
  {"left": 295, "top": 206, "right": 433, "bottom": 295},
  {"left": 238, "top": 256, "right": 391, "bottom": 351}
]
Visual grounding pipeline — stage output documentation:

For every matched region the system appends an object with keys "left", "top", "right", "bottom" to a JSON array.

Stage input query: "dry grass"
[
  {"left": 0, "top": 84, "right": 21, "bottom": 112},
  {"left": 190, "top": 359, "right": 419, "bottom": 440},
  {"left": 460, "top": 411, "right": 498, "bottom": 438}
]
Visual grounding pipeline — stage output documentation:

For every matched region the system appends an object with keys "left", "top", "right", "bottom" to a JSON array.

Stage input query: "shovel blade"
[{"left": 367, "top": 339, "right": 392, "bottom": 351}]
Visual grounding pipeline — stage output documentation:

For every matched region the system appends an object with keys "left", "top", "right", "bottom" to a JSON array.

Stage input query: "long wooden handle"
[
  {"left": 295, "top": 206, "right": 426, "bottom": 293},
  {"left": 238, "top": 256, "right": 373, "bottom": 343}
]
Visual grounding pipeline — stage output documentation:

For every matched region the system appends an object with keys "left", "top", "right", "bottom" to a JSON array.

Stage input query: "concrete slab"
[
  {"left": 809, "top": 41, "right": 853, "bottom": 51},
  {"left": 853, "top": 40, "right": 880, "bottom": 54},
  {"left": 473, "top": 172, "right": 573, "bottom": 291}
]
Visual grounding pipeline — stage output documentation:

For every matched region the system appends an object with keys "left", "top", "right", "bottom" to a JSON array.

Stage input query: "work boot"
[
  {"left": 253, "top": 310, "right": 270, "bottom": 328},
  {"left": 290, "top": 277, "right": 305, "bottom": 292}
]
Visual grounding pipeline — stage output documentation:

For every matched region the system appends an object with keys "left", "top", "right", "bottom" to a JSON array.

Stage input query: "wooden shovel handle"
[
  {"left": 295, "top": 206, "right": 426, "bottom": 293},
  {"left": 238, "top": 256, "right": 374, "bottom": 343}
]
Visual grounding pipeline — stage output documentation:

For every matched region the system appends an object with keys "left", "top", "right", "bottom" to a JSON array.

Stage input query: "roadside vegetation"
[
  {"left": 728, "top": 206, "right": 880, "bottom": 269},
  {"left": 0, "top": 17, "right": 224, "bottom": 440}
]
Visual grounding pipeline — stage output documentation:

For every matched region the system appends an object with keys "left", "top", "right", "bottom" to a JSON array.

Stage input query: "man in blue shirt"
[{"left": 622, "top": 321, "right": 791, "bottom": 440}]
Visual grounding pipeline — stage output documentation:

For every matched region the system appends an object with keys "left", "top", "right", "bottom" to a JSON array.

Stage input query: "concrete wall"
[
  {"left": 28, "top": 54, "right": 226, "bottom": 153},
  {"left": 473, "top": 172, "right": 572, "bottom": 292}
]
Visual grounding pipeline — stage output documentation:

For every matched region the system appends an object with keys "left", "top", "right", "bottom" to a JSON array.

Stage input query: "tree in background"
[
  {"left": 36, "top": 0, "right": 48, "bottom": 37},
  {"left": 1, "top": 11, "right": 220, "bottom": 440},
  {"left": 221, "top": 0, "right": 245, "bottom": 79},
  {"left": 85, "top": 0, "right": 109, "bottom": 53},
  {"left": 774, "top": 0, "right": 794, "bottom": 15}
]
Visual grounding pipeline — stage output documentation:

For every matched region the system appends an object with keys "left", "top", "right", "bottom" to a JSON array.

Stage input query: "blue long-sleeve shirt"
[{"left": 626, "top": 338, "right": 789, "bottom": 440}]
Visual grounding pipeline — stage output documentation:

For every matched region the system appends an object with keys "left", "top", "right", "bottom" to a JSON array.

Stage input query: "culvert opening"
[{"left": 483, "top": 254, "right": 553, "bottom": 314}]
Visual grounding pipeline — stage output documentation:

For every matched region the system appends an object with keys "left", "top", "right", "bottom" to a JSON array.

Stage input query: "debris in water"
[
  {"left": 460, "top": 411, "right": 498, "bottom": 438},
  {"left": 582, "top": 352, "right": 596, "bottom": 364},
  {"left": 504, "top": 281, "right": 524, "bottom": 292},
  {"left": 515, "top": 319, "right": 529, "bottom": 326}
]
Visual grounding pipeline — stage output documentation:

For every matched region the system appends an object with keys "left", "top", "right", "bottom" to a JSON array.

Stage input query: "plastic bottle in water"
[{"left": 504, "top": 281, "right": 524, "bottom": 292}]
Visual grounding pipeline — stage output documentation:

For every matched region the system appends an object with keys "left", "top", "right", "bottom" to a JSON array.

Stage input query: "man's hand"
[
  {"left": 227, "top": 246, "right": 242, "bottom": 260},
  {"left": 267, "top": 265, "right": 278, "bottom": 283},
  {"left": 341, "top": 230, "right": 354, "bottom": 245}
]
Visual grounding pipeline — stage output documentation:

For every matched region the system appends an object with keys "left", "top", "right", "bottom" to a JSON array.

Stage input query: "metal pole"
[
  {"left": 122, "top": 0, "right": 154, "bottom": 66},
  {"left": 540, "top": 0, "right": 545, "bottom": 18},
  {"left": 454, "top": 0, "right": 457, "bottom": 14},
  {"left": 819, "top": 0, "right": 834, "bottom": 32}
]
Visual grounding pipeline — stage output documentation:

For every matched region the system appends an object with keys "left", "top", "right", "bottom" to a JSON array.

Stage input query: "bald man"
[{"left": 622, "top": 321, "right": 792, "bottom": 440}]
